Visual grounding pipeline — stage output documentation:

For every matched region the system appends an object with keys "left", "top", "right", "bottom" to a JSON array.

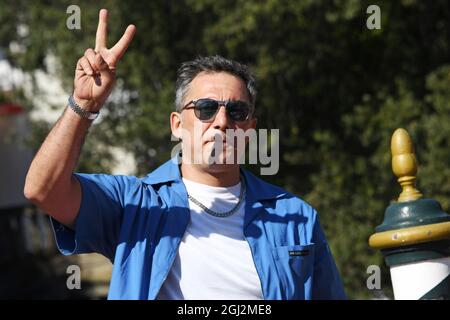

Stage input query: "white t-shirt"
[{"left": 157, "top": 178, "right": 263, "bottom": 300}]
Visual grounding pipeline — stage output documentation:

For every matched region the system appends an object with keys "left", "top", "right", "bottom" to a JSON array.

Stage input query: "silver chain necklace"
[{"left": 186, "top": 177, "right": 246, "bottom": 218}]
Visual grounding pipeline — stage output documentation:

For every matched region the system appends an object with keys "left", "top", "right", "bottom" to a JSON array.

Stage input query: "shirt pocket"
[{"left": 272, "top": 244, "right": 315, "bottom": 284}]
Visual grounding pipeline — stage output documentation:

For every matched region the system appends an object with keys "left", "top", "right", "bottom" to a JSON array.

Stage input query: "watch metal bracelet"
[{"left": 68, "top": 95, "right": 99, "bottom": 120}]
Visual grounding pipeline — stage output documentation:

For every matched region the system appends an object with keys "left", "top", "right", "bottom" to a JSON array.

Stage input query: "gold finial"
[{"left": 391, "top": 128, "right": 423, "bottom": 202}]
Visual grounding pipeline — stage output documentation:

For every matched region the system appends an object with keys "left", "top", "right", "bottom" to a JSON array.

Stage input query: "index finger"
[
  {"left": 110, "top": 24, "right": 136, "bottom": 61},
  {"left": 95, "top": 9, "right": 108, "bottom": 51}
]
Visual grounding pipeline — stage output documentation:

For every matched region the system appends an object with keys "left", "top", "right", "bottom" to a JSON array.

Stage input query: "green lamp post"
[{"left": 369, "top": 128, "right": 450, "bottom": 299}]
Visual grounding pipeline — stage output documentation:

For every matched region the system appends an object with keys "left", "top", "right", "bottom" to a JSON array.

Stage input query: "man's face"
[{"left": 171, "top": 71, "right": 257, "bottom": 173}]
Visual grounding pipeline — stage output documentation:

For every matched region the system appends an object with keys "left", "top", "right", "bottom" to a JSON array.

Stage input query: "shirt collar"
[
  {"left": 141, "top": 157, "right": 286, "bottom": 201},
  {"left": 141, "top": 157, "right": 181, "bottom": 185}
]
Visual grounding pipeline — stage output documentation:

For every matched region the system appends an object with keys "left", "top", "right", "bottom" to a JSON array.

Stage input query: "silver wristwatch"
[{"left": 68, "top": 95, "right": 99, "bottom": 120}]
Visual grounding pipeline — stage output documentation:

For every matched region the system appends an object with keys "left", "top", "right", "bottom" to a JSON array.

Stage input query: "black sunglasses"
[{"left": 180, "top": 98, "right": 253, "bottom": 122}]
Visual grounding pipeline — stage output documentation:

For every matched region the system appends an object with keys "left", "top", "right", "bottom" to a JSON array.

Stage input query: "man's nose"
[{"left": 212, "top": 105, "right": 231, "bottom": 130}]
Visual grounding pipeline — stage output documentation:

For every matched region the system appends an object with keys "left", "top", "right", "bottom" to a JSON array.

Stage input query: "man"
[{"left": 24, "top": 9, "right": 346, "bottom": 300}]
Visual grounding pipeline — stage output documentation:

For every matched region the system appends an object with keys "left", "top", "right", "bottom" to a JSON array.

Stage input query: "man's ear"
[{"left": 170, "top": 111, "right": 182, "bottom": 140}]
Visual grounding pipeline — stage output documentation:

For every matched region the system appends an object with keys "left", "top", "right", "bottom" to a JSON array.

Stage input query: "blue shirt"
[{"left": 51, "top": 157, "right": 346, "bottom": 300}]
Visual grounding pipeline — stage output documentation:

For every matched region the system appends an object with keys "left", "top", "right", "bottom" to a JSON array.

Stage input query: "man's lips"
[
  {"left": 202, "top": 132, "right": 243, "bottom": 148},
  {"left": 203, "top": 134, "right": 226, "bottom": 144}
]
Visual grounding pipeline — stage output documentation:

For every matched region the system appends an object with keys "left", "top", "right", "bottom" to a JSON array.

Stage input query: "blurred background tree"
[{"left": 1, "top": 0, "right": 449, "bottom": 299}]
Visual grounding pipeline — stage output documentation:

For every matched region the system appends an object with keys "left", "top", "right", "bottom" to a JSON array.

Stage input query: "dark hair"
[{"left": 175, "top": 55, "right": 257, "bottom": 111}]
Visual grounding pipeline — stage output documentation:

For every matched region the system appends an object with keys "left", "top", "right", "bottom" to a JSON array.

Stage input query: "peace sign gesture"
[{"left": 73, "top": 9, "right": 136, "bottom": 111}]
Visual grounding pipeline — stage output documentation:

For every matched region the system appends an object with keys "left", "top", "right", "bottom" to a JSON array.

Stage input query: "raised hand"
[{"left": 73, "top": 9, "right": 136, "bottom": 111}]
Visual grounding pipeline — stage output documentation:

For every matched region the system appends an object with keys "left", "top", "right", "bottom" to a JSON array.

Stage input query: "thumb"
[
  {"left": 95, "top": 52, "right": 115, "bottom": 85},
  {"left": 94, "top": 52, "right": 115, "bottom": 87},
  {"left": 95, "top": 52, "right": 110, "bottom": 72}
]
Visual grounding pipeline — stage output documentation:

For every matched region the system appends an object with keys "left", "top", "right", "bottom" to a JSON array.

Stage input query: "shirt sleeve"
[
  {"left": 50, "top": 173, "right": 137, "bottom": 261},
  {"left": 311, "top": 214, "right": 347, "bottom": 300}
]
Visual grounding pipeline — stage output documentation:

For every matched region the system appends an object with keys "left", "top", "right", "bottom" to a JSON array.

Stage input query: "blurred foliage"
[{"left": 1, "top": 0, "right": 449, "bottom": 299}]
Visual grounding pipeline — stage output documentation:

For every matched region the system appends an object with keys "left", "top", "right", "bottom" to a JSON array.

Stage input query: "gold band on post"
[{"left": 369, "top": 221, "right": 450, "bottom": 249}]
